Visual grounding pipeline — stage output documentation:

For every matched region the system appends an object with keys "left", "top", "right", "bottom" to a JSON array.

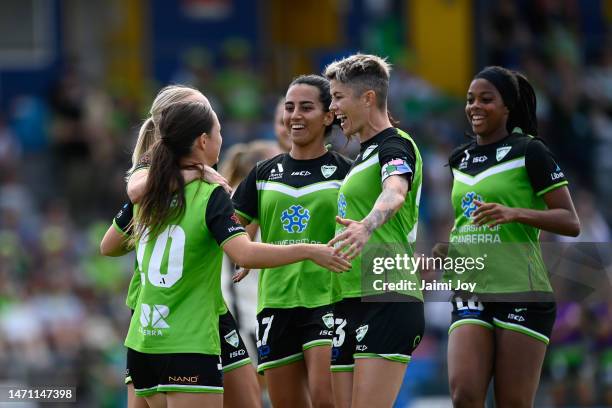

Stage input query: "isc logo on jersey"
[
  {"left": 507, "top": 313, "right": 526, "bottom": 322},
  {"left": 472, "top": 155, "right": 487, "bottom": 163},
  {"left": 291, "top": 171, "right": 311, "bottom": 176},
  {"left": 280, "top": 205, "right": 310, "bottom": 233}
]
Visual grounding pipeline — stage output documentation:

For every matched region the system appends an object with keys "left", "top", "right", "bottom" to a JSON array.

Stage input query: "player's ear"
[
  {"left": 323, "top": 110, "right": 334, "bottom": 127},
  {"left": 197, "top": 132, "right": 207, "bottom": 150},
  {"left": 363, "top": 90, "right": 376, "bottom": 108}
]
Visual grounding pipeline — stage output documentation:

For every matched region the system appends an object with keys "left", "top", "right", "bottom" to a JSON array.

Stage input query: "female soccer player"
[
  {"left": 444, "top": 66, "right": 580, "bottom": 407},
  {"left": 231, "top": 74, "right": 352, "bottom": 408},
  {"left": 101, "top": 85, "right": 256, "bottom": 408},
  {"left": 101, "top": 197, "right": 263, "bottom": 408},
  {"left": 324, "top": 54, "right": 425, "bottom": 408},
  {"left": 126, "top": 86, "right": 231, "bottom": 202},
  {"left": 124, "top": 100, "right": 349, "bottom": 408}
]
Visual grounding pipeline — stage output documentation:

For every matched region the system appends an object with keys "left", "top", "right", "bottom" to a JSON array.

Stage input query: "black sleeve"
[
  {"left": 113, "top": 202, "right": 133, "bottom": 236},
  {"left": 232, "top": 165, "right": 258, "bottom": 221},
  {"left": 206, "top": 187, "right": 247, "bottom": 246},
  {"left": 525, "top": 138, "right": 569, "bottom": 196},
  {"left": 378, "top": 135, "right": 416, "bottom": 184}
]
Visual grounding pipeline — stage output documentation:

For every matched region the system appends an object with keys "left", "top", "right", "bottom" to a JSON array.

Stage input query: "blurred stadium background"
[{"left": 0, "top": 0, "right": 611, "bottom": 406}]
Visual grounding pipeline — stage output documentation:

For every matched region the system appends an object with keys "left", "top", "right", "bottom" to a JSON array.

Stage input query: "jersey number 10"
[{"left": 136, "top": 225, "right": 186, "bottom": 288}]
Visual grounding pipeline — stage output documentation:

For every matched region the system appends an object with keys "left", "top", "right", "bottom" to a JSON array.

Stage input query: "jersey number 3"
[{"left": 136, "top": 225, "right": 185, "bottom": 288}]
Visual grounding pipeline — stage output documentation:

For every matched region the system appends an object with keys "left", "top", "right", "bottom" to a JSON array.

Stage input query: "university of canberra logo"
[
  {"left": 461, "top": 192, "right": 483, "bottom": 219},
  {"left": 281, "top": 205, "right": 310, "bottom": 233}
]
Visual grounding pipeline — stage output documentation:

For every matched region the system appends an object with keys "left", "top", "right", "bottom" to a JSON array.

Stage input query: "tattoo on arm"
[{"left": 362, "top": 177, "right": 409, "bottom": 233}]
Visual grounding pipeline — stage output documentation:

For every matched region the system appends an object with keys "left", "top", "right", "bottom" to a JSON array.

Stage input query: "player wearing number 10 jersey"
[
  {"left": 100, "top": 84, "right": 261, "bottom": 408},
  {"left": 123, "top": 100, "right": 349, "bottom": 408}
]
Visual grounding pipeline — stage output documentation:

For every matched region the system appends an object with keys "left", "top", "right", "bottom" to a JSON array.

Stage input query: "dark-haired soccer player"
[
  {"left": 444, "top": 66, "right": 580, "bottom": 407},
  {"left": 233, "top": 74, "right": 352, "bottom": 408}
]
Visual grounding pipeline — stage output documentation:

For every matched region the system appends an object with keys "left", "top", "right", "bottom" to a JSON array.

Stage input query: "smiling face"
[
  {"left": 466, "top": 78, "right": 509, "bottom": 139},
  {"left": 283, "top": 83, "right": 333, "bottom": 148},
  {"left": 329, "top": 80, "right": 368, "bottom": 137}
]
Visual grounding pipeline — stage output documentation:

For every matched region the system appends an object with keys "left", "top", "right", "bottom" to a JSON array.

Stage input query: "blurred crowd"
[{"left": 0, "top": 1, "right": 611, "bottom": 406}]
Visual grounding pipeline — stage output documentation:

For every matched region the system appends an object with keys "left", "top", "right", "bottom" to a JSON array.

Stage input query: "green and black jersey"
[
  {"left": 335, "top": 127, "right": 423, "bottom": 300},
  {"left": 232, "top": 151, "right": 352, "bottom": 312},
  {"left": 444, "top": 130, "right": 569, "bottom": 295},
  {"left": 124, "top": 181, "right": 246, "bottom": 355}
]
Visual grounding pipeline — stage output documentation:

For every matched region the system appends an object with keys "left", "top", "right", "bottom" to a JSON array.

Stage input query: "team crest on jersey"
[
  {"left": 322, "top": 313, "right": 334, "bottom": 329},
  {"left": 280, "top": 205, "right": 310, "bottom": 233},
  {"left": 224, "top": 330, "right": 240, "bottom": 348},
  {"left": 321, "top": 165, "right": 337, "bottom": 179},
  {"left": 461, "top": 191, "right": 483, "bottom": 219},
  {"left": 496, "top": 146, "right": 511, "bottom": 161},
  {"left": 362, "top": 145, "right": 378, "bottom": 160},
  {"left": 356, "top": 325, "right": 369, "bottom": 342},
  {"left": 338, "top": 193, "right": 347, "bottom": 218}
]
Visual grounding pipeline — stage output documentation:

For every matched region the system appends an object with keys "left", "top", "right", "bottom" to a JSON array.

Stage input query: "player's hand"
[
  {"left": 472, "top": 200, "right": 517, "bottom": 228},
  {"left": 232, "top": 267, "right": 251, "bottom": 283},
  {"left": 327, "top": 216, "right": 371, "bottom": 260},
  {"left": 309, "top": 244, "right": 352, "bottom": 273},
  {"left": 202, "top": 165, "right": 232, "bottom": 194},
  {"left": 181, "top": 165, "right": 203, "bottom": 184},
  {"left": 432, "top": 242, "right": 449, "bottom": 259}
]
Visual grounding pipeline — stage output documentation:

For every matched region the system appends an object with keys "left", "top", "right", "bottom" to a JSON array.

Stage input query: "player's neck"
[
  {"left": 476, "top": 127, "right": 509, "bottom": 146},
  {"left": 289, "top": 142, "right": 327, "bottom": 160},
  {"left": 359, "top": 110, "right": 392, "bottom": 143}
]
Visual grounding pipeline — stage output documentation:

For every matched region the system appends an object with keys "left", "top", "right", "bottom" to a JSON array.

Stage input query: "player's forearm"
[
  {"left": 100, "top": 226, "right": 132, "bottom": 256},
  {"left": 362, "top": 187, "right": 405, "bottom": 234},
  {"left": 513, "top": 207, "right": 580, "bottom": 237},
  {"left": 233, "top": 242, "right": 312, "bottom": 269}
]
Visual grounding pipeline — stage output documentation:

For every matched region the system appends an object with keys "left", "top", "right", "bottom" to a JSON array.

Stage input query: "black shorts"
[
  {"left": 126, "top": 348, "right": 223, "bottom": 397},
  {"left": 125, "top": 310, "right": 252, "bottom": 385},
  {"left": 256, "top": 305, "right": 334, "bottom": 372},
  {"left": 219, "top": 310, "right": 252, "bottom": 372},
  {"left": 331, "top": 295, "right": 425, "bottom": 372},
  {"left": 449, "top": 294, "right": 556, "bottom": 345}
]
